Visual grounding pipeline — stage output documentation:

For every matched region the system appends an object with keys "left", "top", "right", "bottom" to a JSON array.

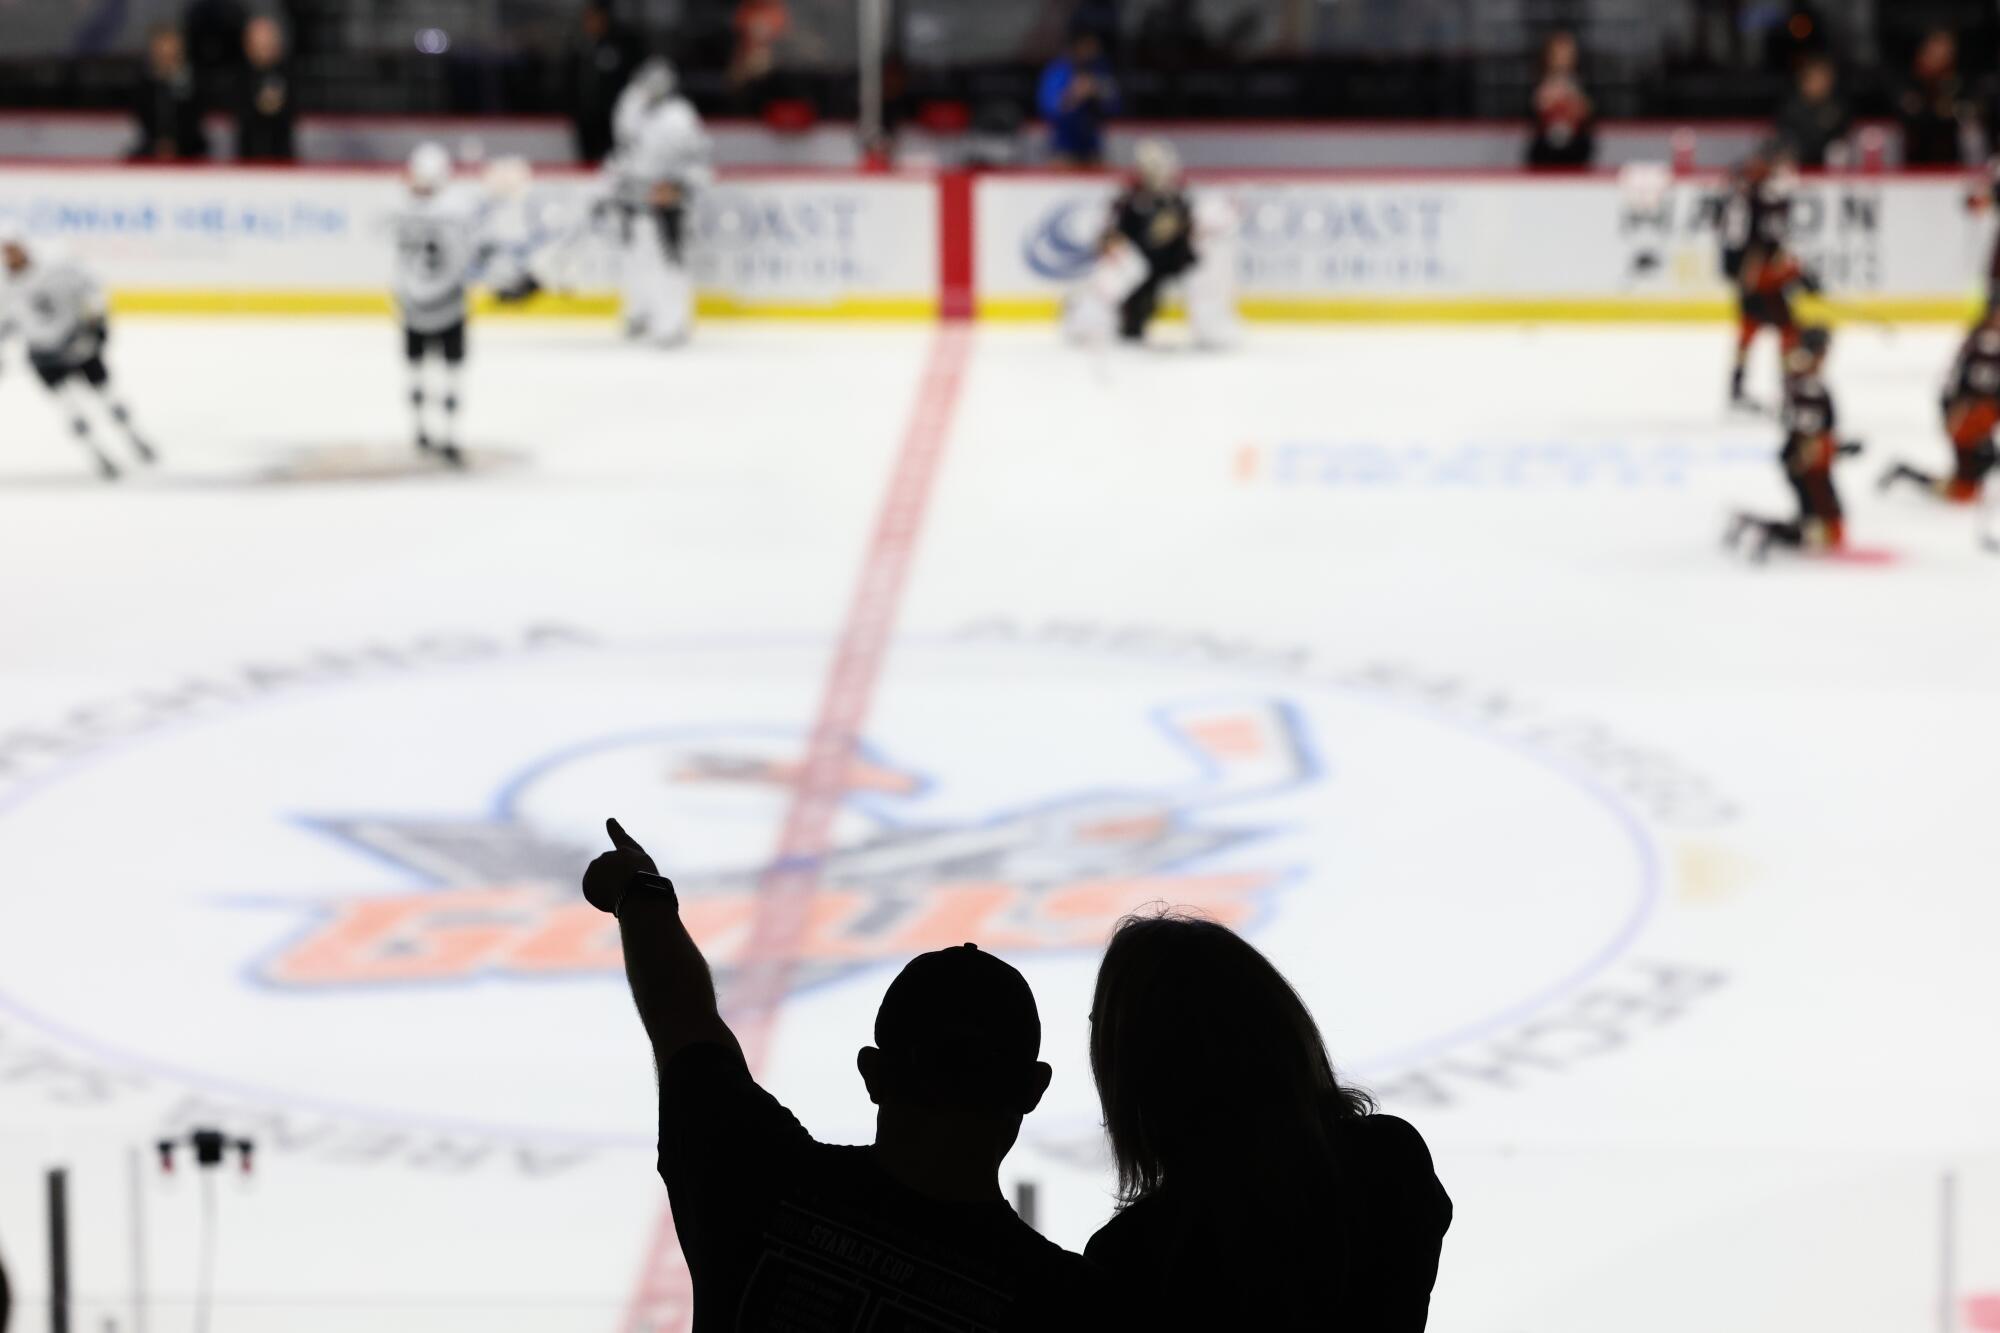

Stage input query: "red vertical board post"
[{"left": 939, "top": 170, "right": 976, "bottom": 321}]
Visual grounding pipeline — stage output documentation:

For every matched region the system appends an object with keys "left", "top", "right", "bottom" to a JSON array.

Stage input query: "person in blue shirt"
[{"left": 1039, "top": 30, "right": 1120, "bottom": 165}]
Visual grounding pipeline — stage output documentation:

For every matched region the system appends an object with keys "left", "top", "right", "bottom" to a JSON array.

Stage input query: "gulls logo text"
[{"left": 256, "top": 701, "right": 1306, "bottom": 994}]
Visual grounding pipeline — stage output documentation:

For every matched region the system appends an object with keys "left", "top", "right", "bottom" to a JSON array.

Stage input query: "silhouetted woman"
[{"left": 1086, "top": 911, "right": 1451, "bottom": 1329}]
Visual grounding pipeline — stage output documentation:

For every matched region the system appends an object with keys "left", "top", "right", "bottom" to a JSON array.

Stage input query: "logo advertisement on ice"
[{"left": 0, "top": 633, "right": 1659, "bottom": 1145}]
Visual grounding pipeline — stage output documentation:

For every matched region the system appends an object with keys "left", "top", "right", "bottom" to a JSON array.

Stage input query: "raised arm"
[{"left": 583, "top": 818, "right": 740, "bottom": 1071}]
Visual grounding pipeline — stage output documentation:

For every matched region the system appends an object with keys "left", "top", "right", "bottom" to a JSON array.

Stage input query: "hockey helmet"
[
  {"left": 407, "top": 141, "right": 452, "bottom": 192},
  {"left": 1797, "top": 325, "right": 1832, "bottom": 359},
  {"left": 1133, "top": 138, "right": 1181, "bottom": 191},
  {"left": 632, "top": 57, "right": 677, "bottom": 104}
]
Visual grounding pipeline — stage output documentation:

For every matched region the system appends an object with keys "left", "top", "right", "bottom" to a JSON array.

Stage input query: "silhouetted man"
[
  {"left": 235, "top": 16, "right": 295, "bottom": 162},
  {"left": 132, "top": 25, "right": 209, "bottom": 160},
  {"left": 583, "top": 819, "right": 1105, "bottom": 1331}
]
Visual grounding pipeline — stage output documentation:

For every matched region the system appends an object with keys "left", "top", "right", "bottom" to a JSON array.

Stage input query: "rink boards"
[{"left": 0, "top": 164, "right": 1991, "bottom": 323}]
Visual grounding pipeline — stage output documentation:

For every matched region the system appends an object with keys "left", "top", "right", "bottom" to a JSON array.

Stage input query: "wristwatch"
[{"left": 616, "top": 870, "right": 679, "bottom": 915}]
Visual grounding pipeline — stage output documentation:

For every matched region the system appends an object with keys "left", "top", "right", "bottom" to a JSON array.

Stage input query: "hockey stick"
[{"left": 1812, "top": 296, "right": 1899, "bottom": 338}]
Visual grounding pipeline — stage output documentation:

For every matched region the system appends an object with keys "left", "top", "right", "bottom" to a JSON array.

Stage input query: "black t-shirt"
[
  {"left": 1083, "top": 1113, "right": 1451, "bottom": 1331},
  {"left": 235, "top": 67, "right": 295, "bottom": 161},
  {"left": 659, "top": 1041, "right": 1104, "bottom": 1332}
]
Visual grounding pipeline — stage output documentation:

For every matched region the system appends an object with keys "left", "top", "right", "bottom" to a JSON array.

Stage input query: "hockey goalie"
[{"left": 1063, "top": 139, "right": 1239, "bottom": 350}]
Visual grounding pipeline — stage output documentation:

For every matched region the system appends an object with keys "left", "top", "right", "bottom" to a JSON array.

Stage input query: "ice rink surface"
[{"left": 1, "top": 317, "right": 1997, "bottom": 1332}]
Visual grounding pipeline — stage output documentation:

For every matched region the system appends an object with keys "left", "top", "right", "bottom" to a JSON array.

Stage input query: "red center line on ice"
[{"left": 617, "top": 324, "right": 977, "bottom": 1333}]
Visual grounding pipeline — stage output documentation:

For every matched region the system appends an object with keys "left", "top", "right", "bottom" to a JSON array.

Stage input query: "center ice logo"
[
  {"left": 0, "top": 633, "right": 1659, "bottom": 1141},
  {"left": 255, "top": 699, "right": 1305, "bottom": 995}
]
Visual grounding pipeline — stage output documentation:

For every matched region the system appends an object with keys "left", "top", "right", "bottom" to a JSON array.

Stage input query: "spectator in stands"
[
  {"left": 131, "top": 25, "right": 210, "bottom": 160},
  {"left": 1899, "top": 28, "right": 1969, "bottom": 167},
  {"left": 1774, "top": 54, "right": 1851, "bottom": 168},
  {"left": 1038, "top": 28, "right": 1120, "bottom": 166},
  {"left": 1084, "top": 910, "right": 1452, "bottom": 1331},
  {"left": 729, "top": 0, "right": 789, "bottom": 102},
  {"left": 234, "top": 16, "right": 295, "bottom": 162},
  {"left": 578, "top": 819, "right": 1107, "bottom": 1330},
  {"left": 1525, "top": 28, "right": 1596, "bottom": 169},
  {"left": 569, "top": 1, "right": 637, "bottom": 164}
]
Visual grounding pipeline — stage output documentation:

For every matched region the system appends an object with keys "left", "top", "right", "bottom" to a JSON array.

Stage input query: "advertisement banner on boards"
[
  {"left": 0, "top": 168, "right": 940, "bottom": 312},
  {"left": 976, "top": 173, "right": 1985, "bottom": 315}
]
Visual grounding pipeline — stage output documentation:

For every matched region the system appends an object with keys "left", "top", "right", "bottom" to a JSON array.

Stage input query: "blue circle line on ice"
[{"left": 0, "top": 634, "right": 1662, "bottom": 1146}]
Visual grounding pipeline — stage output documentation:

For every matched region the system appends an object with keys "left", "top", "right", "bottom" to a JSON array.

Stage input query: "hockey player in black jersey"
[
  {"left": 1102, "top": 139, "right": 1198, "bottom": 342},
  {"left": 1726, "top": 325, "right": 1860, "bottom": 561},
  {"left": 1719, "top": 148, "right": 1820, "bottom": 408},
  {"left": 1880, "top": 313, "right": 2000, "bottom": 504}
]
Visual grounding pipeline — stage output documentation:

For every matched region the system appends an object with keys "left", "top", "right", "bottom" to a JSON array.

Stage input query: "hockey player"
[
  {"left": 474, "top": 155, "right": 547, "bottom": 306},
  {"left": 0, "top": 224, "right": 156, "bottom": 479},
  {"left": 1104, "top": 139, "right": 1197, "bottom": 343},
  {"left": 1726, "top": 325, "right": 1860, "bottom": 561},
  {"left": 1880, "top": 312, "right": 2000, "bottom": 503},
  {"left": 1063, "top": 139, "right": 1237, "bottom": 349},
  {"left": 607, "top": 58, "right": 710, "bottom": 345},
  {"left": 391, "top": 141, "right": 485, "bottom": 466},
  {"left": 1720, "top": 148, "right": 1819, "bottom": 407}
]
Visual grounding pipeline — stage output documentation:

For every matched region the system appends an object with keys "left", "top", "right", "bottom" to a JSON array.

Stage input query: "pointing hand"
[{"left": 583, "top": 817, "right": 660, "bottom": 913}]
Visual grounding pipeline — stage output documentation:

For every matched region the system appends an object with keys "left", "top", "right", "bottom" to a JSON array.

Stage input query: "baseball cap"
[{"left": 873, "top": 944, "right": 1042, "bottom": 1111}]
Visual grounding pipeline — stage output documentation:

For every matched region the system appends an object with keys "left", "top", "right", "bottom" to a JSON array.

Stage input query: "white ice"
[{"left": 0, "top": 318, "right": 1996, "bottom": 1332}]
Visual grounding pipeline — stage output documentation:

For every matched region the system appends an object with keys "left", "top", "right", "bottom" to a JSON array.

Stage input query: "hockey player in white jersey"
[
  {"left": 391, "top": 141, "right": 483, "bottom": 466},
  {"left": 0, "top": 224, "right": 156, "bottom": 479},
  {"left": 607, "top": 58, "right": 711, "bottom": 345}
]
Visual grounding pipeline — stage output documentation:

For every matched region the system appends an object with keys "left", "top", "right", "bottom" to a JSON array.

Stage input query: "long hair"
[{"left": 1090, "top": 908, "right": 1374, "bottom": 1208}]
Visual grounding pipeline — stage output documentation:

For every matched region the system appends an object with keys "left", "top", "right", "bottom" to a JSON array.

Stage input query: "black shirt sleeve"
[
  {"left": 656, "top": 1040, "right": 813, "bottom": 1271},
  {"left": 1349, "top": 1114, "right": 1452, "bottom": 1332}
]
